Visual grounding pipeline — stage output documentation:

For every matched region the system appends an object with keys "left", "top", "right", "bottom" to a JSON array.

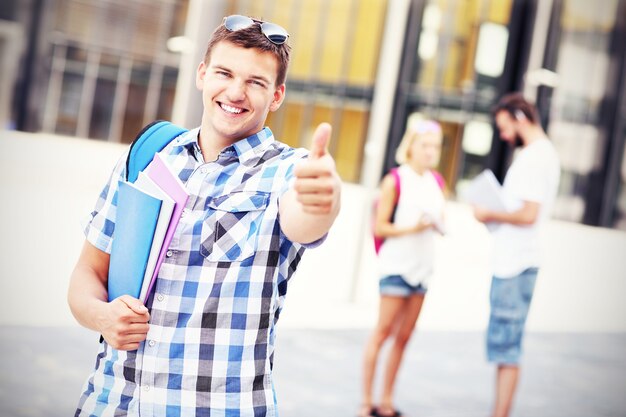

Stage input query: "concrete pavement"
[{"left": 0, "top": 326, "right": 624, "bottom": 417}]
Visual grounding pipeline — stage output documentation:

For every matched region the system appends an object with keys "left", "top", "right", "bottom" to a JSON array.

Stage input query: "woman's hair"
[
  {"left": 395, "top": 119, "right": 442, "bottom": 164},
  {"left": 491, "top": 92, "right": 539, "bottom": 124},
  {"left": 204, "top": 19, "right": 291, "bottom": 86}
]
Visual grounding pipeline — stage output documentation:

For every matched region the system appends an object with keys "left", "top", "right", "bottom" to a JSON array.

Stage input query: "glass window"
[
  {"left": 544, "top": 0, "right": 620, "bottom": 222},
  {"left": 406, "top": 0, "right": 513, "bottom": 193},
  {"left": 613, "top": 137, "right": 626, "bottom": 231},
  {"left": 89, "top": 77, "right": 116, "bottom": 140},
  {"left": 414, "top": 0, "right": 512, "bottom": 95},
  {"left": 157, "top": 67, "right": 179, "bottom": 122},
  {"left": 56, "top": 72, "right": 83, "bottom": 136},
  {"left": 121, "top": 62, "right": 150, "bottom": 143},
  {"left": 43, "top": 0, "right": 189, "bottom": 141}
]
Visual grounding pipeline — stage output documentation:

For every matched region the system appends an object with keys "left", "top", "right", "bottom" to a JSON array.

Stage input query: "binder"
[
  {"left": 107, "top": 181, "right": 162, "bottom": 301},
  {"left": 141, "top": 153, "right": 190, "bottom": 302},
  {"left": 134, "top": 172, "right": 175, "bottom": 301}
]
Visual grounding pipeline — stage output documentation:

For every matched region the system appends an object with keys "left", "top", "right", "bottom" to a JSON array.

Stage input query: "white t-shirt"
[
  {"left": 492, "top": 138, "right": 561, "bottom": 278},
  {"left": 377, "top": 164, "right": 445, "bottom": 287}
]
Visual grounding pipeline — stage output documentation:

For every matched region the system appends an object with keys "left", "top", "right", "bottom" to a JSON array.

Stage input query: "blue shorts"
[
  {"left": 379, "top": 275, "right": 427, "bottom": 297},
  {"left": 486, "top": 268, "right": 538, "bottom": 365}
]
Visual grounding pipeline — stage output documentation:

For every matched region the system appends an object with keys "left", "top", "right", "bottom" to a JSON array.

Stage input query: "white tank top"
[{"left": 377, "top": 164, "right": 445, "bottom": 287}]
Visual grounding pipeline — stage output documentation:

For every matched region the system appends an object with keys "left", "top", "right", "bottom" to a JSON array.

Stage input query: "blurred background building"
[{"left": 1, "top": 0, "right": 625, "bottom": 230}]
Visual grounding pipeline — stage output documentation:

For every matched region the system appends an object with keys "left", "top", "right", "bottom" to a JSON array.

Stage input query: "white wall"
[{"left": 1, "top": 130, "right": 625, "bottom": 332}]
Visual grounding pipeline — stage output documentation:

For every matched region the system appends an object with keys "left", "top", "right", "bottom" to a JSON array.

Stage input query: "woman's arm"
[{"left": 374, "top": 174, "right": 433, "bottom": 238}]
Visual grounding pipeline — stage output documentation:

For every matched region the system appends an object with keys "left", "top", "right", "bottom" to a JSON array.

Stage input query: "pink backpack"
[{"left": 372, "top": 168, "right": 445, "bottom": 255}]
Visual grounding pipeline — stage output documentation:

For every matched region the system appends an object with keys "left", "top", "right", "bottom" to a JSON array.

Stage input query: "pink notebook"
[{"left": 141, "top": 153, "right": 190, "bottom": 302}]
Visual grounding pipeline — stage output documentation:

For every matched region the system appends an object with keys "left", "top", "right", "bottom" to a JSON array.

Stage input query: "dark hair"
[
  {"left": 203, "top": 21, "right": 291, "bottom": 86},
  {"left": 492, "top": 92, "right": 539, "bottom": 124}
]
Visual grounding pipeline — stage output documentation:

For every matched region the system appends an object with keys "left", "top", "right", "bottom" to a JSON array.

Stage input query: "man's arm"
[
  {"left": 279, "top": 123, "right": 341, "bottom": 244},
  {"left": 67, "top": 240, "right": 150, "bottom": 350},
  {"left": 473, "top": 200, "right": 540, "bottom": 226}
]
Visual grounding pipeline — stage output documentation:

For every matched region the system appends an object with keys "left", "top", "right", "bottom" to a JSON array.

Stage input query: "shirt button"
[
  {"left": 156, "top": 294, "right": 165, "bottom": 302},
  {"left": 143, "top": 384, "right": 150, "bottom": 392},
  {"left": 148, "top": 340, "right": 156, "bottom": 347},
  {"left": 166, "top": 250, "right": 173, "bottom": 257}
]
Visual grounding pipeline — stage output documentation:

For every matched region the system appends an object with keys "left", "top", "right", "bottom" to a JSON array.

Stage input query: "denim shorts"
[
  {"left": 486, "top": 267, "right": 538, "bottom": 365},
  {"left": 379, "top": 275, "right": 427, "bottom": 297}
]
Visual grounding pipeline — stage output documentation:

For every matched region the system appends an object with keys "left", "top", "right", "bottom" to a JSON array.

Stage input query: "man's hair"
[
  {"left": 203, "top": 20, "right": 291, "bottom": 86},
  {"left": 492, "top": 92, "right": 539, "bottom": 124}
]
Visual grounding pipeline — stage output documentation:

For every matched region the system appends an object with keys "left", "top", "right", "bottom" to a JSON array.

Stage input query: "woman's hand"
[{"left": 409, "top": 214, "right": 434, "bottom": 234}]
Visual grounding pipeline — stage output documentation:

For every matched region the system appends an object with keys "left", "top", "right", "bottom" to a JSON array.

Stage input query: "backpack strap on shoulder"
[
  {"left": 126, "top": 120, "right": 188, "bottom": 183},
  {"left": 431, "top": 170, "right": 446, "bottom": 190},
  {"left": 390, "top": 167, "right": 401, "bottom": 204},
  {"left": 372, "top": 167, "right": 402, "bottom": 255}
]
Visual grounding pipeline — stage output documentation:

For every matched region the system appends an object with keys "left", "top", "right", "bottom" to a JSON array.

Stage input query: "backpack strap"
[
  {"left": 431, "top": 169, "right": 445, "bottom": 190},
  {"left": 373, "top": 167, "right": 401, "bottom": 255},
  {"left": 390, "top": 167, "right": 401, "bottom": 205},
  {"left": 125, "top": 120, "right": 188, "bottom": 183}
]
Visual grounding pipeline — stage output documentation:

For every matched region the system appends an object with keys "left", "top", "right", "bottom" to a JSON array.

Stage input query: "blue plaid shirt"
[{"left": 77, "top": 127, "right": 321, "bottom": 417}]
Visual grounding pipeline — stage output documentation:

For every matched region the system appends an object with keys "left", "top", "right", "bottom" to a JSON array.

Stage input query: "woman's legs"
[
  {"left": 361, "top": 295, "right": 407, "bottom": 415},
  {"left": 378, "top": 293, "right": 425, "bottom": 415}
]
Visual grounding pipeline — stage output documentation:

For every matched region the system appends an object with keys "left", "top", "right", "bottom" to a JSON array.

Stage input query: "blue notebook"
[{"left": 108, "top": 180, "right": 162, "bottom": 301}]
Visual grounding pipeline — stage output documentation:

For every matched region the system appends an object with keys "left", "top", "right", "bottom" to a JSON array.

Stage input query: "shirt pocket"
[{"left": 201, "top": 191, "right": 270, "bottom": 262}]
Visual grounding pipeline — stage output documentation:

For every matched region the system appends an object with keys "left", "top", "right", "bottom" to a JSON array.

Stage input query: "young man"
[
  {"left": 473, "top": 93, "right": 560, "bottom": 417},
  {"left": 68, "top": 15, "right": 341, "bottom": 416}
]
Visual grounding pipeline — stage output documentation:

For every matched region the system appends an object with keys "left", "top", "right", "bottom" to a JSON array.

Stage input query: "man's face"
[
  {"left": 495, "top": 110, "right": 521, "bottom": 146},
  {"left": 196, "top": 41, "right": 285, "bottom": 144}
]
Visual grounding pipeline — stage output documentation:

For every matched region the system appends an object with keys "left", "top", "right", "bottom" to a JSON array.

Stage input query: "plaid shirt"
[{"left": 77, "top": 127, "right": 321, "bottom": 417}]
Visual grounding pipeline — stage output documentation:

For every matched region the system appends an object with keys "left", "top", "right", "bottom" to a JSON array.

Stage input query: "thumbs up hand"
[
  {"left": 308, "top": 122, "right": 332, "bottom": 160},
  {"left": 293, "top": 123, "right": 341, "bottom": 215}
]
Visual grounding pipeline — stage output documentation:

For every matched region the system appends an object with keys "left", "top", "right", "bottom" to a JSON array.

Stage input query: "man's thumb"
[
  {"left": 309, "top": 123, "right": 332, "bottom": 160},
  {"left": 120, "top": 295, "right": 148, "bottom": 315}
]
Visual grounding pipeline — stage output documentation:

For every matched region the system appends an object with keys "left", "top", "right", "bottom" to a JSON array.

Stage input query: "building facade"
[{"left": 2, "top": 0, "right": 625, "bottom": 230}]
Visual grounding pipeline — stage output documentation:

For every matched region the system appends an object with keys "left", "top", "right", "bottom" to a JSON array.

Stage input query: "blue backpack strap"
[{"left": 125, "top": 120, "right": 188, "bottom": 183}]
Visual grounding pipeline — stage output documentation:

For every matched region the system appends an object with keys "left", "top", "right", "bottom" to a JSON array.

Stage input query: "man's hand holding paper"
[{"left": 463, "top": 169, "right": 507, "bottom": 231}]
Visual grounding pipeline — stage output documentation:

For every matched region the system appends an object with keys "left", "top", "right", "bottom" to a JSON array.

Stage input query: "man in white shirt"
[{"left": 473, "top": 93, "right": 560, "bottom": 417}]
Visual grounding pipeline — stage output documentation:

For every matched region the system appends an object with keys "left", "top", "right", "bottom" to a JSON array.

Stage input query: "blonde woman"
[{"left": 360, "top": 120, "right": 446, "bottom": 417}]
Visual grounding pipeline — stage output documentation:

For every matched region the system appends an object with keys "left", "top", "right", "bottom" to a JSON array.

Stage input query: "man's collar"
[{"left": 172, "top": 127, "right": 275, "bottom": 163}]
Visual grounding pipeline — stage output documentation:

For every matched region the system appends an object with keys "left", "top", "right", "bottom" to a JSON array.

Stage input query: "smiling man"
[{"left": 68, "top": 15, "right": 341, "bottom": 416}]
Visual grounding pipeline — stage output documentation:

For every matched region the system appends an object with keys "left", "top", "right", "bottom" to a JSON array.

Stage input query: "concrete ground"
[{"left": 1, "top": 326, "right": 624, "bottom": 417}]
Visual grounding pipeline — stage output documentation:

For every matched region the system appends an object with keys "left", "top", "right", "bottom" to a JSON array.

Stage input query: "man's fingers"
[
  {"left": 117, "top": 295, "right": 149, "bottom": 317},
  {"left": 296, "top": 193, "right": 335, "bottom": 206},
  {"left": 104, "top": 324, "right": 149, "bottom": 350},
  {"left": 294, "top": 177, "right": 335, "bottom": 194},
  {"left": 123, "top": 322, "right": 150, "bottom": 334},
  {"left": 300, "top": 205, "right": 333, "bottom": 215},
  {"left": 308, "top": 123, "right": 332, "bottom": 160},
  {"left": 116, "top": 343, "right": 141, "bottom": 351},
  {"left": 294, "top": 161, "right": 333, "bottom": 178}
]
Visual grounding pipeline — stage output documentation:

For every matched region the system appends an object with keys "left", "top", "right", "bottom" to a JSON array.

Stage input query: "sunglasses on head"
[
  {"left": 412, "top": 120, "right": 441, "bottom": 134},
  {"left": 223, "top": 15, "right": 289, "bottom": 45}
]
